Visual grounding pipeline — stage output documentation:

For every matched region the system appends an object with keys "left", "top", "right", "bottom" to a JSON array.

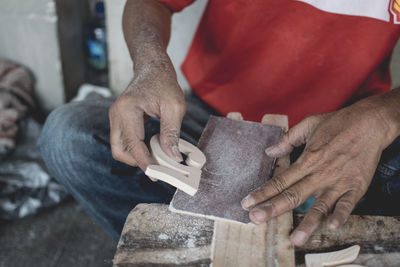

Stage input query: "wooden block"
[
  {"left": 170, "top": 115, "right": 283, "bottom": 223},
  {"left": 145, "top": 134, "right": 206, "bottom": 196},
  {"left": 113, "top": 204, "right": 214, "bottom": 267},
  {"left": 211, "top": 221, "right": 269, "bottom": 267},
  {"left": 305, "top": 245, "right": 360, "bottom": 267},
  {"left": 337, "top": 265, "right": 365, "bottom": 267}
]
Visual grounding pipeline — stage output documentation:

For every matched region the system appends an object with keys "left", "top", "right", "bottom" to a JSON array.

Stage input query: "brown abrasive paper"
[{"left": 170, "top": 115, "right": 283, "bottom": 223}]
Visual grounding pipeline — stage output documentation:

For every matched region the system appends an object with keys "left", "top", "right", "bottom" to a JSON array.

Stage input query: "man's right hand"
[{"left": 108, "top": 62, "right": 186, "bottom": 178}]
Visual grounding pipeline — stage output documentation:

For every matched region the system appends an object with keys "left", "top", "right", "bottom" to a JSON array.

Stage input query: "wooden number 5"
[{"left": 145, "top": 134, "right": 206, "bottom": 196}]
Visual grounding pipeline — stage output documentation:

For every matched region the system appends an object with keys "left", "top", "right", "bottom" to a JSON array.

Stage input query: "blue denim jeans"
[
  {"left": 38, "top": 94, "right": 400, "bottom": 240},
  {"left": 354, "top": 136, "right": 400, "bottom": 215}
]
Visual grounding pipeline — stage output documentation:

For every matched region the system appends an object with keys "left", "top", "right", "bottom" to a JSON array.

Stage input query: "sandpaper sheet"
[{"left": 170, "top": 116, "right": 283, "bottom": 223}]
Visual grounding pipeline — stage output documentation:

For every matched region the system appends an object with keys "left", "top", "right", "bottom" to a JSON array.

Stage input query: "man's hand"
[
  {"left": 111, "top": 0, "right": 183, "bottom": 178},
  {"left": 241, "top": 95, "right": 399, "bottom": 246},
  {"left": 109, "top": 64, "right": 186, "bottom": 175}
]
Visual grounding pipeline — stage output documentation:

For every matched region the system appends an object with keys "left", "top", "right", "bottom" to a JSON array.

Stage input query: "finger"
[
  {"left": 261, "top": 114, "right": 288, "bottom": 131},
  {"left": 241, "top": 163, "right": 309, "bottom": 210},
  {"left": 159, "top": 99, "right": 186, "bottom": 162},
  {"left": 327, "top": 190, "right": 358, "bottom": 231},
  {"left": 265, "top": 116, "right": 315, "bottom": 158},
  {"left": 120, "top": 108, "right": 156, "bottom": 171},
  {"left": 290, "top": 190, "right": 340, "bottom": 246},
  {"left": 248, "top": 178, "right": 315, "bottom": 224},
  {"left": 227, "top": 112, "right": 243, "bottom": 120},
  {"left": 109, "top": 107, "right": 138, "bottom": 167}
]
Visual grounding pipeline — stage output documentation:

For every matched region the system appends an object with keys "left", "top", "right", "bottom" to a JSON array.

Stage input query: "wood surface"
[
  {"left": 113, "top": 206, "right": 400, "bottom": 266},
  {"left": 113, "top": 204, "right": 214, "bottom": 267},
  {"left": 305, "top": 245, "right": 360, "bottom": 267}
]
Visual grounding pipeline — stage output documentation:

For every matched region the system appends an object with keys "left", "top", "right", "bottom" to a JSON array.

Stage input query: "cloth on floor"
[
  {"left": 0, "top": 118, "right": 68, "bottom": 219},
  {"left": 0, "top": 60, "right": 68, "bottom": 219},
  {"left": 0, "top": 60, "right": 35, "bottom": 158}
]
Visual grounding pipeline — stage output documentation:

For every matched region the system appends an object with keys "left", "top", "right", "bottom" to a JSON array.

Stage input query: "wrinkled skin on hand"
[
  {"left": 241, "top": 97, "right": 396, "bottom": 246},
  {"left": 108, "top": 66, "right": 186, "bottom": 178}
]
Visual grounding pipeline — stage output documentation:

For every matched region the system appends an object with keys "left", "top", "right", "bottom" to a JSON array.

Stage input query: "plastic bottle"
[{"left": 86, "top": 1, "right": 107, "bottom": 71}]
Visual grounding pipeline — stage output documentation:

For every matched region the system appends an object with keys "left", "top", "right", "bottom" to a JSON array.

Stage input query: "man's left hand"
[{"left": 241, "top": 95, "right": 398, "bottom": 246}]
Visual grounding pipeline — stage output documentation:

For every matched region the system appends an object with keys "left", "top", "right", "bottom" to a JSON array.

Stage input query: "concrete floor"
[{"left": 0, "top": 197, "right": 116, "bottom": 267}]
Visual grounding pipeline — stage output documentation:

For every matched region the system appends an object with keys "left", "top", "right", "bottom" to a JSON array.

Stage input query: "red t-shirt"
[{"left": 159, "top": 0, "right": 400, "bottom": 126}]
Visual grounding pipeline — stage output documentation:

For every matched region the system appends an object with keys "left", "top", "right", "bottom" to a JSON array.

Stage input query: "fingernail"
[
  {"left": 149, "top": 177, "right": 158, "bottom": 182},
  {"left": 329, "top": 219, "right": 339, "bottom": 230},
  {"left": 172, "top": 145, "right": 183, "bottom": 162},
  {"left": 290, "top": 230, "right": 307, "bottom": 246},
  {"left": 265, "top": 145, "right": 277, "bottom": 155},
  {"left": 250, "top": 208, "right": 267, "bottom": 222},
  {"left": 241, "top": 195, "right": 255, "bottom": 210}
]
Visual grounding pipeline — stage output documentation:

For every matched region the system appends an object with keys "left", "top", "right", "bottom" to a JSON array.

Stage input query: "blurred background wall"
[
  {"left": 0, "top": 0, "right": 88, "bottom": 111},
  {"left": 1, "top": 0, "right": 400, "bottom": 112},
  {"left": 0, "top": 0, "right": 64, "bottom": 111}
]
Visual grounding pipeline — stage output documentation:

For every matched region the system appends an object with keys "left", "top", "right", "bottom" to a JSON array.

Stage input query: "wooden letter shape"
[
  {"left": 305, "top": 245, "right": 361, "bottom": 267},
  {"left": 145, "top": 134, "right": 206, "bottom": 196}
]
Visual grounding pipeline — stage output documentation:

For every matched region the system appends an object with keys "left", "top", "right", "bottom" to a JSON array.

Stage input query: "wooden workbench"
[{"left": 113, "top": 204, "right": 400, "bottom": 266}]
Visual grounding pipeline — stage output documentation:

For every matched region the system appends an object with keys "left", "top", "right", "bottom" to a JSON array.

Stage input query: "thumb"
[
  {"left": 266, "top": 116, "right": 317, "bottom": 158},
  {"left": 159, "top": 100, "right": 186, "bottom": 162}
]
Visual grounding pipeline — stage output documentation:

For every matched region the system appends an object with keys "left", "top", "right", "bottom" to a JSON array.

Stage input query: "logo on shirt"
[
  {"left": 296, "top": 0, "right": 392, "bottom": 23},
  {"left": 390, "top": 0, "right": 400, "bottom": 23}
]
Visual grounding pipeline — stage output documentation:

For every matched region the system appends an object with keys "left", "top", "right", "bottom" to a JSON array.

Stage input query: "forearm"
[
  {"left": 123, "top": 0, "right": 174, "bottom": 75},
  {"left": 373, "top": 88, "right": 400, "bottom": 143}
]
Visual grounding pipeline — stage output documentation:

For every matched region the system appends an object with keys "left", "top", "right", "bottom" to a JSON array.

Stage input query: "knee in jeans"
[{"left": 38, "top": 102, "right": 97, "bottom": 175}]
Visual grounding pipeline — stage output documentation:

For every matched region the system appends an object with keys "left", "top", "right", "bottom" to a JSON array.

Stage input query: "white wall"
[
  {"left": 0, "top": 0, "right": 64, "bottom": 111},
  {"left": 105, "top": 0, "right": 208, "bottom": 94}
]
